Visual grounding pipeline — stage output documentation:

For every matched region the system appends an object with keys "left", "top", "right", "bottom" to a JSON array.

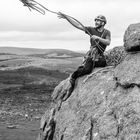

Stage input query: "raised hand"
[
  {"left": 91, "top": 35, "right": 100, "bottom": 41},
  {"left": 57, "top": 12, "right": 66, "bottom": 19}
]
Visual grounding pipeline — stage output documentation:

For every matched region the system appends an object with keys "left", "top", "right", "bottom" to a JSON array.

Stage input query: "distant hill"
[{"left": 0, "top": 47, "right": 84, "bottom": 58}]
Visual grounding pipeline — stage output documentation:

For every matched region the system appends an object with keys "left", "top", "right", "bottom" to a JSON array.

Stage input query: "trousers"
[{"left": 70, "top": 55, "right": 107, "bottom": 86}]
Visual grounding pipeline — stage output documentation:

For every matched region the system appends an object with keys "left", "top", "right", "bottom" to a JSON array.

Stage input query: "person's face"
[{"left": 95, "top": 19, "right": 105, "bottom": 28}]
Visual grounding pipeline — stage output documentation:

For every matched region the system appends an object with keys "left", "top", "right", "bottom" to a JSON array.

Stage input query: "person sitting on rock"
[{"left": 53, "top": 13, "right": 111, "bottom": 103}]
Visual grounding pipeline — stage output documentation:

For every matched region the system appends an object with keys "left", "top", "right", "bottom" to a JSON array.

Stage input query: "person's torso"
[{"left": 85, "top": 27, "right": 108, "bottom": 54}]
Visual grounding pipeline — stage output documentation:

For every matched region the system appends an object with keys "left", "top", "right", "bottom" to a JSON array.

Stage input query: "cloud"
[
  {"left": 0, "top": 29, "right": 86, "bottom": 42},
  {"left": 0, "top": 0, "right": 140, "bottom": 50}
]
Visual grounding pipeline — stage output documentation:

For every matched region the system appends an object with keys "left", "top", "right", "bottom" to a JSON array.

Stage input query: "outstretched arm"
[{"left": 57, "top": 12, "right": 86, "bottom": 32}]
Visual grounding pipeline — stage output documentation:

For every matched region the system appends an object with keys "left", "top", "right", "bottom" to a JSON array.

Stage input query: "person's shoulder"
[
  {"left": 104, "top": 28, "right": 111, "bottom": 35},
  {"left": 104, "top": 28, "right": 110, "bottom": 33},
  {"left": 85, "top": 26, "right": 95, "bottom": 30}
]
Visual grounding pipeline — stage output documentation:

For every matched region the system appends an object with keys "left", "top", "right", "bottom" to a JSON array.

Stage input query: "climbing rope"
[
  {"left": 19, "top": 0, "right": 105, "bottom": 54},
  {"left": 20, "top": 0, "right": 57, "bottom": 15}
]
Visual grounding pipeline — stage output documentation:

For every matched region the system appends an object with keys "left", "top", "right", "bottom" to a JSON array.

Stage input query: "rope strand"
[{"left": 20, "top": 0, "right": 105, "bottom": 54}]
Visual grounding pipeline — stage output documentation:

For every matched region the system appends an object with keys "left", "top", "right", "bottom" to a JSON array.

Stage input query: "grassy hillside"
[
  {"left": 0, "top": 47, "right": 84, "bottom": 58},
  {"left": 0, "top": 66, "right": 69, "bottom": 124},
  {"left": 0, "top": 55, "right": 83, "bottom": 74},
  {"left": 0, "top": 47, "right": 84, "bottom": 140}
]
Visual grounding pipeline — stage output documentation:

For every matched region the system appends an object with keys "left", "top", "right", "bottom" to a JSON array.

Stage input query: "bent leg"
[
  {"left": 71, "top": 57, "right": 94, "bottom": 80},
  {"left": 66, "top": 58, "right": 94, "bottom": 95},
  {"left": 58, "top": 58, "right": 94, "bottom": 102}
]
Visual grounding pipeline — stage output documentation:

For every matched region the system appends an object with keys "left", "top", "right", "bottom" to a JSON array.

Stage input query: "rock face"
[
  {"left": 105, "top": 46, "right": 126, "bottom": 66},
  {"left": 114, "top": 53, "right": 140, "bottom": 87},
  {"left": 38, "top": 23, "right": 140, "bottom": 140},
  {"left": 124, "top": 23, "right": 140, "bottom": 52}
]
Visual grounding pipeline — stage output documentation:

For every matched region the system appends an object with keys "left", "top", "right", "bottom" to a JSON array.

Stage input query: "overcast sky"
[{"left": 0, "top": 0, "right": 140, "bottom": 51}]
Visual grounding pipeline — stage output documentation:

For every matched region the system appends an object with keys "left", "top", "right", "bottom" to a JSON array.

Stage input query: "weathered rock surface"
[
  {"left": 38, "top": 52, "right": 140, "bottom": 140},
  {"left": 49, "top": 52, "right": 140, "bottom": 140},
  {"left": 124, "top": 23, "right": 140, "bottom": 52},
  {"left": 38, "top": 23, "right": 140, "bottom": 140}
]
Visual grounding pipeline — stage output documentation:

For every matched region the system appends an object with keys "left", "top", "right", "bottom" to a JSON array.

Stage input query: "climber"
[
  {"left": 19, "top": 0, "right": 111, "bottom": 101},
  {"left": 57, "top": 13, "right": 111, "bottom": 101}
]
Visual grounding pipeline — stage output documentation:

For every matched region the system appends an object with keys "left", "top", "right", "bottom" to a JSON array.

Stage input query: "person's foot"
[
  {"left": 62, "top": 78, "right": 75, "bottom": 101},
  {"left": 52, "top": 79, "right": 68, "bottom": 101}
]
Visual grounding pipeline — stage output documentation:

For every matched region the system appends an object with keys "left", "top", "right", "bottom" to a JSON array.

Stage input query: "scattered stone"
[
  {"left": 7, "top": 125, "right": 18, "bottom": 129},
  {"left": 33, "top": 116, "right": 41, "bottom": 120},
  {"left": 25, "top": 114, "right": 29, "bottom": 119},
  {"left": 94, "top": 132, "right": 98, "bottom": 137},
  {"left": 100, "top": 91, "right": 104, "bottom": 95}
]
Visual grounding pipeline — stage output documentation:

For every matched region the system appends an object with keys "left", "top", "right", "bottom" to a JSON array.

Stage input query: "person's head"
[{"left": 94, "top": 15, "right": 107, "bottom": 29}]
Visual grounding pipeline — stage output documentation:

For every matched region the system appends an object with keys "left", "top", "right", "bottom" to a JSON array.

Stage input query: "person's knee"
[
  {"left": 84, "top": 64, "right": 93, "bottom": 74},
  {"left": 95, "top": 59, "right": 107, "bottom": 67}
]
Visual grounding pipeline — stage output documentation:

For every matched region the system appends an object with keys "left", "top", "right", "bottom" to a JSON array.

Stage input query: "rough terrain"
[
  {"left": 0, "top": 49, "right": 83, "bottom": 140},
  {"left": 38, "top": 23, "right": 140, "bottom": 140}
]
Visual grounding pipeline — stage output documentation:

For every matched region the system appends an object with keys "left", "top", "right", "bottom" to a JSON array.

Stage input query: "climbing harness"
[{"left": 85, "top": 29, "right": 107, "bottom": 60}]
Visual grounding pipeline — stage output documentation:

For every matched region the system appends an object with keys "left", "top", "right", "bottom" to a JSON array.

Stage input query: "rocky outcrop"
[
  {"left": 114, "top": 53, "right": 140, "bottom": 87},
  {"left": 37, "top": 23, "right": 140, "bottom": 140},
  {"left": 124, "top": 23, "right": 140, "bottom": 52}
]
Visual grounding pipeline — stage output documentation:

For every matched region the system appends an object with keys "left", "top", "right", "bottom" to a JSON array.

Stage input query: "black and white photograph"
[{"left": 0, "top": 0, "right": 140, "bottom": 140}]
